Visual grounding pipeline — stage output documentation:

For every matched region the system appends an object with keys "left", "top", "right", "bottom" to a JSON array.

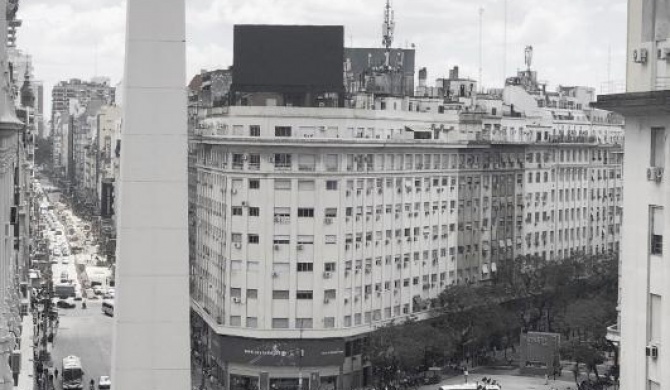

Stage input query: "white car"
[
  {"left": 98, "top": 376, "right": 111, "bottom": 389},
  {"left": 53, "top": 248, "right": 61, "bottom": 257}
]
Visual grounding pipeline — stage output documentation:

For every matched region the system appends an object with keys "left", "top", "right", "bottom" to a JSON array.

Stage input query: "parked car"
[
  {"left": 57, "top": 298, "right": 76, "bottom": 309},
  {"left": 98, "top": 376, "right": 111, "bottom": 389}
]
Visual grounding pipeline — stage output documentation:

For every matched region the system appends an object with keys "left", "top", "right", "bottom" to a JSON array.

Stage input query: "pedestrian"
[{"left": 54, "top": 368, "right": 59, "bottom": 380}]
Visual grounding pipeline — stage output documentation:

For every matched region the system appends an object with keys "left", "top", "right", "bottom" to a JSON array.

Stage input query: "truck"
[
  {"left": 62, "top": 355, "right": 84, "bottom": 389},
  {"left": 53, "top": 283, "right": 76, "bottom": 299}
]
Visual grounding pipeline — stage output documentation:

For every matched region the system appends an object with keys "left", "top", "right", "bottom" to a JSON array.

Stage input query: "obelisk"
[{"left": 111, "top": 0, "right": 190, "bottom": 388}]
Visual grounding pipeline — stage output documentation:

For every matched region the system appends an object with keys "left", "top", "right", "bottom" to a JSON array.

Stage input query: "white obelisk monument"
[{"left": 111, "top": 0, "right": 191, "bottom": 388}]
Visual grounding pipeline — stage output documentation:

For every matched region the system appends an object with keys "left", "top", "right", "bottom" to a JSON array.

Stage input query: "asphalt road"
[{"left": 50, "top": 288, "right": 113, "bottom": 389}]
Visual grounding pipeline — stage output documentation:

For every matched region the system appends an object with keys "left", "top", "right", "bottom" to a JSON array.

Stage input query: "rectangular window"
[
  {"left": 296, "top": 291, "right": 313, "bottom": 300},
  {"left": 247, "top": 289, "right": 258, "bottom": 299},
  {"left": 249, "top": 125, "right": 260, "bottom": 137},
  {"left": 275, "top": 126, "right": 292, "bottom": 137},
  {"left": 326, "top": 180, "right": 338, "bottom": 190},
  {"left": 274, "top": 179, "right": 291, "bottom": 190},
  {"left": 324, "top": 317, "right": 335, "bottom": 328},
  {"left": 325, "top": 154, "right": 339, "bottom": 171},
  {"left": 248, "top": 207, "right": 260, "bottom": 217},
  {"left": 272, "top": 318, "right": 289, "bottom": 328},
  {"left": 324, "top": 262, "right": 336, "bottom": 272},
  {"left": 651, "top": 128, "right": 665, "bottom": 168},
  {"left": 274, "top": 153, "right": 292, "bottom": 169},
  {"left": 296, "top": 318, "right": 313, "bottom": 329},
  {"left": 248, "top": 234, "right": 259, "bottom": 244},
  {"left": 297, "top": 263, "right": 314, "bottom": 272},
  {"left": 246, "top": 317, "right": 258, "bottom": 328},
  {"left": 232, "top": 207, "right": 243, "bottom": 216},
  {"left": 651, "top": 206, "right": 664, "bottom": 255},
  {"left": 249, "top": 179, "right": 260, "bottom": 189},
  {"left": 298, "top": 208, "right": 314, "bottom": 217},
  {"left": 272, "top": 290, "right": 289, "bottom": 299},
  {"left": 230, "top": 316, "right": 241, "bottom": 327},
  {"left": 650, "top": 294, "right": 662, "bottom": 342}
]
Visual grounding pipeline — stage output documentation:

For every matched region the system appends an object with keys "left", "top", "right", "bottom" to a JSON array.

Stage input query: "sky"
[{"left": 17, "top": 0, "right": 627, "bottom": 120}]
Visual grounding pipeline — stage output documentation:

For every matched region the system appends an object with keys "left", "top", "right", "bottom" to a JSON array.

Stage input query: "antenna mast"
[
  {"left": 503, "top": 0, "right": 508, "bottom": 83},
  {"left": 382, "top": 0, "right": 395, "bottom": 69},
  {"left": 479, "top": 6, "right": 484, "bottom": 92}
]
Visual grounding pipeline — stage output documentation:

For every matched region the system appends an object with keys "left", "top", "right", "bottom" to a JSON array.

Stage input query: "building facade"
[
  {"left": 594, "top": 0, "right": 670, "bottom": 389},
  {"left": 190, "top": 77, "right": 624, "bottom": 390},
  {"left": 50, "top": 78, "right": 115, "bottom": 183}
]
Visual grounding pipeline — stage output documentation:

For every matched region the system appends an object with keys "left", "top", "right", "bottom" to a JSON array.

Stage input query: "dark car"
[{"left": 56, "top": 298, "right": 76, "bottom": 309}]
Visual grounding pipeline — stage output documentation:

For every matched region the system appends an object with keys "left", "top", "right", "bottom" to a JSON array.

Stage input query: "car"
[
  {"left": 61, "top": 258, "right": 69, "bottom": 265},
  {"left": 93, "top": 286, "right": 103, "bottom": 295},
  {"left": 52, "top": 248, "right": 61, "bottom": 257},
  {"left": 98, "top": 375, "right": 111, "bottom": 390},
  {"left": 56, "top": 298, "right": 76, "bottom": 309}
]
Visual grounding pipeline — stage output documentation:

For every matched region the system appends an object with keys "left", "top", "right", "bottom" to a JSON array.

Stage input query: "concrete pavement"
[{"left": 14, "top": 311, "right": 35, "bottom": 390}]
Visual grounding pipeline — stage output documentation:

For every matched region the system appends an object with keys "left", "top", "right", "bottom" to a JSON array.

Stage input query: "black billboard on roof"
[{"left": 232, "top": 25, "right": 345, "bottom": 93}]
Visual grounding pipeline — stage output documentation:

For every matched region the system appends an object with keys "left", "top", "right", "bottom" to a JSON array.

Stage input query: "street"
[{"left": 50, "top": 299, "right": 113, "bottom": 390}]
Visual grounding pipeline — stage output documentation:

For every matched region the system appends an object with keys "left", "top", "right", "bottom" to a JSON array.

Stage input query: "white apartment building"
[
  {"left": 190, "top": 93, "right": 624, "bottom": 390},
  {"left": 595, "top": 0, "right": 670, "bottom": 389}
]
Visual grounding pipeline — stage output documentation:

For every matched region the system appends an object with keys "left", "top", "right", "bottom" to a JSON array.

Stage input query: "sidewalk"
[{"left": 15, "top": 312, "right": 35, "bottom": 390}]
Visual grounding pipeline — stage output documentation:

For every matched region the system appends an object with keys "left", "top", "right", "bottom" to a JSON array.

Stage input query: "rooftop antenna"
[
  {"left": 382, "top": 0, "right": 395, "bottom": 68},
  {"left": 607, "top": 45, "right": 612, "bottom": 92},
  {"left": 479, "top": 6, "right": 484, "bottom": 92},
  {"left": 503, "top": 0, "right": 508, "bottom": 83}
]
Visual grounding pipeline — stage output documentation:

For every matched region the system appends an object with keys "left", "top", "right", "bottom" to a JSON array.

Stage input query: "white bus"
[
  {"left": 439, "top": 384, "right": 501, "bottom": 390},
  {"left": 62, "top": 355, "right": 83, "bottom": 389},
  {"left": 102, "top": 300, "right": 114, "bottom": 317}
]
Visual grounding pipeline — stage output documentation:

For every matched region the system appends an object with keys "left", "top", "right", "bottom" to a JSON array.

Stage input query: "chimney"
[{"left": 418, "top": 67, "right": 427, "bottom": 88}]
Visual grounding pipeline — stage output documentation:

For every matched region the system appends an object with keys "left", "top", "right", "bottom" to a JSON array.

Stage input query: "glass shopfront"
[{"left": 231, "top": 374, "right": 259, "bottom": 390}]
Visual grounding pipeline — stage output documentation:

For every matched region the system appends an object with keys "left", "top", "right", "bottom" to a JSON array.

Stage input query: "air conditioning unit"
[
  {"left": 232, "top": 297, "right": 241, "bottom": 303},
  {"left": 345, "top": 244, "right": 351, "bottom": 250},
  {"left": 365, "top": 268, "right": 371, "bottom": 274},
  {"left": 646, "top": 345, "right": 659, "bottom": 359},
  {"left": 648, "top": 167, "right": 664, "bottom": 183},
  {"left": 323, "top": 272, "right": 332, "bottom": 279},
  {"left": 344, "top": 298, "right": 349, "bottom": 304},
  {"left": 274, "top": 244, "right": 280, "bottom": 251},
  {"left": 377, "top": 188, "right": 383, "bottom": 194},
  {"left": 241, "top": 201, "right": 248, "bottom": 207},
  {"left": 234, "top": 243, "right": 242, "bottom": 249},
  {"left": 633, "top": 48, "right": 649, "bottom": 64},
  {"left": 272, "top": 272, "right": 279, "bottom": 278},
  {"left": 324, "top": 217, "right": 333, "bottom": 225},
  {"left": 297, "top": 244, "right": 304, "bottom": 250},
  {"left": 323, "top": 298, "right": 330, "bottom": 304},
  {"left": 346, "top": 190, "right": 351, "bottom": 196}
]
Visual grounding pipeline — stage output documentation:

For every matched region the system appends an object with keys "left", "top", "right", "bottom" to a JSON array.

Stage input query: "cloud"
[{"left": 17, "top": 0, "right": 627, "bottom": 121}]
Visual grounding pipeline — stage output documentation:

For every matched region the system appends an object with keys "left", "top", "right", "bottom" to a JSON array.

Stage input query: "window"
[
  {"left": 230, "top": 316, "right": 241, "bottom": 327},
  {"left": 324, "top": 262, "right": 336, "bottom": 272},
  {"left": 249, "top": 179, "right": 260, "bottom": 189},
  {"left": 274, "top": 153, "right": 292, "bottom": 169},
  {"left": 325, "top": 235, "right": 337, "bottom": 244},
  {"left": 275, "top": 126, "right": 292, "bottom": 137},
  {"left": 232, "top": 207, "right": 243, "bottom": 216},
  {"left": 274, "top": 179, "right": 291, "bottom": 190},
  {"left": 651, "top": 128, "right": 665, "bottom": 168},
  {"left": 325, "top": 154, "right": 339, "bottom": 171},
  {"left": 247, "top": 289, "right": 258, "bottom": 299},
  {"left": 272, "top": 290, "right": 289, "bottom": 299},
  {"left": 230, "top": 288, "right": 242, "bottom": 298},
  {"left": 650, "top": 294, "right": 662, "bottom": 342},
  {"left": 246, "top": 317, "right": 258, "bottom": 328},
  {"left": 297, "top": 263, "right": 314, "bottom": 272},
  {"left": 248, "top": 234, "right": 259, "bottom": 244},
  {"left": 651, "top": 206, "right": 664, "bottom": 255},
  {"left": 296, "top": 318, "right": 313, "bottom": 329},
  {"left": 298, "top": 208, "right": 314, "bottom": 218},
  {"left": 248, "top": 207, "right": 260, "bottom": 217},
  {"left": 326, "top": 180, "right": 338, "bottom": 190},
  {"left": 272, "top": 318, "right": 289, "bottom": 328},
  {"left": 250, "top": 125, "right": 260, "bottom": 137},
  {"left": 296, "top": 291, "right": 313, "bottom": 300},
  {"left": 324, "top": 317, "right": 335, "bottom": 328}
]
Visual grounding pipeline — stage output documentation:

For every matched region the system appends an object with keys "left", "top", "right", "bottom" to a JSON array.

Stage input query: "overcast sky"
[{"left": 18, "top": 0, "right": 627, "bottom": 117}]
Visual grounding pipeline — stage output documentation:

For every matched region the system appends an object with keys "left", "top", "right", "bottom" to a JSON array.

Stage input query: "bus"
[
  {"left": 62, "top": 355, "right": 83, "bottom": 389},
  {"left": 439, "top": 384, "right": 501, "bottom": 390},
  {"left": 102, "top": 300, "right": 114, "bottom": 317}
]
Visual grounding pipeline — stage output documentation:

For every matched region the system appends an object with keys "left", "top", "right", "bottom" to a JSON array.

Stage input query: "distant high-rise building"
[
  {"left": 595, "top": 1, "right": 670, "bottom": 389},
  {"left": 50, "top": 78, "right": 115, "bottom": 185}
]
